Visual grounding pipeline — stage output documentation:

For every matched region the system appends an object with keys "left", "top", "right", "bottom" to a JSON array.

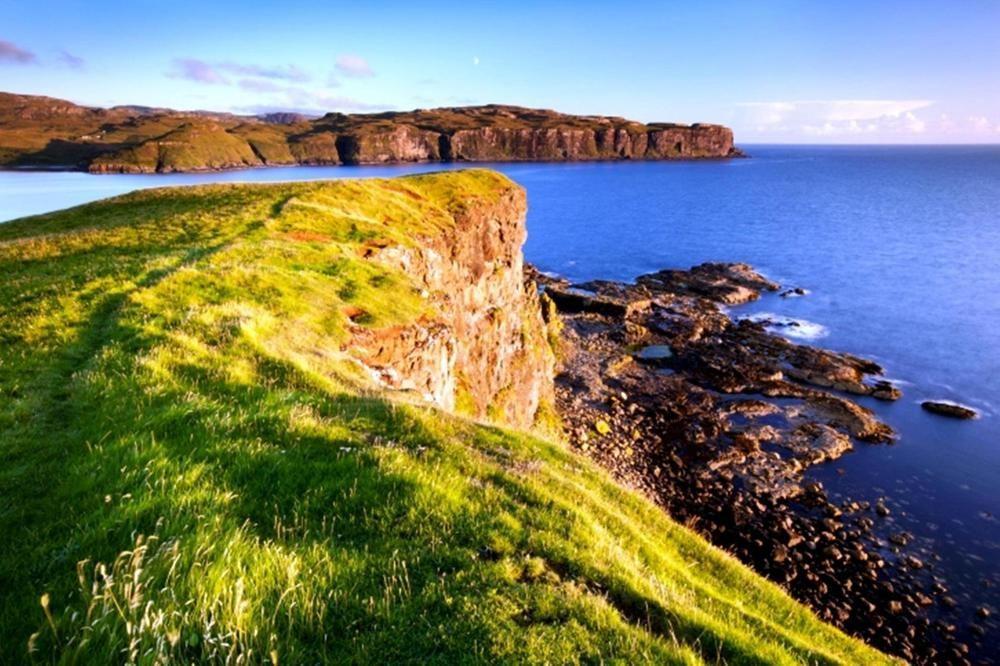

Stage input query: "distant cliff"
[{"left": 0, "top": 92, "right": 742, "bottom": 173}]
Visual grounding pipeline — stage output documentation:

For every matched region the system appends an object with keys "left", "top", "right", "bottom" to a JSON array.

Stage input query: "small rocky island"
[
  {"left": 537, "top": 262, "right": 987, "bottom": 664},
  {"left": 922, "top": 400, "right": 979, "bottom": 419},
  {"left": 0, "top": 91, "right": 741, "bottom": 172}
]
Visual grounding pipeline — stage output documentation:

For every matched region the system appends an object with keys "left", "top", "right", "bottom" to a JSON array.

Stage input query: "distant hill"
[{"left": 0, "top": 91, "right": 741, "bottom": 173}]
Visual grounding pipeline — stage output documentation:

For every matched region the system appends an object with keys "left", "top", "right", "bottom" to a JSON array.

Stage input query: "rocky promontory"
[
  {"left": 0, "top": 91, "right": 741, "bottom": 172},
  {"left": 345, "top": 175, "right": 556, "bottom": 430},
  {"left": 539, "top": 262, "right": 989, "bottom": 664},
  {"left": 2, "top": 170, "right": 901, "bottom": 665}
]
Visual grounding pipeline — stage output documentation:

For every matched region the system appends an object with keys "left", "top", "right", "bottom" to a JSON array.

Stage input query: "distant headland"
[{"left": 0, "top": 91, "right": 742, "bottom": 173}]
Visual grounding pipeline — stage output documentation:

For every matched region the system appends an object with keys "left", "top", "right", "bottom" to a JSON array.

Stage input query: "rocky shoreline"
[{"left": 538, "top": 262, "right": 993, "bottom": 664}]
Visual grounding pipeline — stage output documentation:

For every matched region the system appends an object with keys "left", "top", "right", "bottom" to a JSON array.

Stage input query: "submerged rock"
[
  {"left": 635, "top": 344, "right": 674, "bottom": 363},
  {"left": 921, "top": 401, "right": 978, "bottom": 420}
]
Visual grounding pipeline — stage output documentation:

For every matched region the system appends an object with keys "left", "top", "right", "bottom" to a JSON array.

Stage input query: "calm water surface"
[{"left": 2, "top": 146, "right": 999, "bottom": 621}]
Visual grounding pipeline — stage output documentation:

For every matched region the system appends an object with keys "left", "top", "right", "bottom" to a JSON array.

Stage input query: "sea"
[{"left": 3, "top": 145, "right": 998, "bottom": 630}]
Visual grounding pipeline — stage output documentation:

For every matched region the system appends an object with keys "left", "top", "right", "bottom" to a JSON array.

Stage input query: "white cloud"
[
  {"left": 238, "top": 79, "right": 285, "bottom": 93},
  {"left": 169, "top": 58, "right": 311, "bottom": 85},
  {"left": 286, "top": 89, "right": 387, "bottom": 112},
  {"left": 737, "top": 99, "right": 937, "bottom": 139},
  {"left": 902, "top": 111, "right": 926, "bottom": 133},
  {"left": 218, "top": 62, "right": 310, "bottom": 82},
  {"left": 822, "top": 100, "right": 933, "bottom": 122},
  {"left": 738, "top": 99, "right": 933, "bottom": 126},
  {"left": 334, "top": 54, "right": 374, "bottom": 78},
  {"left": 168, "top": 58, "right": 227, "bottom": 84},
  {"left": 969, "top": 115, "right": 993, "bottom": 133},
  {"left": 472, "top": 56, "right": 480, "bottom": 66},
  {"left": 235, "top": 93, "right": 390, "bottom": 116}
]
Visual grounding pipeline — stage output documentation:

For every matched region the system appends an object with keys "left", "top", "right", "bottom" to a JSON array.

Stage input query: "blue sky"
[{"left": 1, "top": 0, "right": 998, "bottom": 142}]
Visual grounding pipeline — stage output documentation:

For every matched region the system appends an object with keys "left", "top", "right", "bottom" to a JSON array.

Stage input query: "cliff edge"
[
  {"left": 0, "top": 92, "right": 741, "bottom": 172},
  {"left": 0, "top": 171, "right": 888, "bottom": 664}
]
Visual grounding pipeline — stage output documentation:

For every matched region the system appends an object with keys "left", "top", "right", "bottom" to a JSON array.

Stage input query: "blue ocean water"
[
  {"left": 512, "top": 148, "right": 1000, "bottom": 623},
  {"left": 2, "top": 146, "right": 999, "bottom": 617}
]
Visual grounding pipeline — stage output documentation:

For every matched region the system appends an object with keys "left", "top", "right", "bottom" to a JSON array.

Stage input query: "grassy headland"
[
  {"left": 0, "top": 92, "right": 739, "bottom": 172},
  {"left": 0, "top": 170, "right": 891, "bottom": 663}
]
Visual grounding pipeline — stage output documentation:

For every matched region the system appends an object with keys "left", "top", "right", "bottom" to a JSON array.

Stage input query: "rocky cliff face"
[
  {"left": 447, "top": 124, "right": 735, "bottom": 161},
  {"left": 337, "top": 125, "right": 443, "bottom": 164},
  {"left": 347, "top": 176, "right": 555, "bottom": 430},
  {"left": 0, "top": 92, "right": 742, "bottom": 172}
]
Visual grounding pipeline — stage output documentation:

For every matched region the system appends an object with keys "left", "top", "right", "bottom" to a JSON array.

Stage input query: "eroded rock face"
[
  {"left": 447, "top": 124, "right": 736, "bottom": 162},
  {"left": 0, "top": 93, "right": 744, "bottom": 171},
  {"left": 347, "top": 182, "right": 555, "bottom": 430},
  {"left": 646, "top": 124, "right": 736, "bottom": 159},
  {"left": 337, "top": 125, "right": 443, "bottom": 164}
]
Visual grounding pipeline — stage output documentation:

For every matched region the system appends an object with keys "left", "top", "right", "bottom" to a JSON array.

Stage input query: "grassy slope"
[
  {"left": 0, "top": 170, "right": 892, "bottom": 664},
  {"left": 91, "top": 123, "right": 264, "bottom": 173}
]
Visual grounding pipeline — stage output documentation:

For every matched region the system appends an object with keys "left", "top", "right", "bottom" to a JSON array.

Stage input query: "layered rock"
[
  {"left": 347, "top": 175, "right": 555, "bottom": 430},
  {"left": 336, "top": 124, "right": 443, "bottom": 164},
  {"left": 0, "top": 92, "right": 742, "bottom": 172}
]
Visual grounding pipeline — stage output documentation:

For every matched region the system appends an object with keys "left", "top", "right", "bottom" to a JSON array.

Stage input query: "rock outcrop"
[
  {"left": 541, "top": 262, "right": 976, "bottom": 663},
  {"left": 0, "top": 92, "right": 742, "bottom": 172},
  {"left": 346, "top": 174, "right": 555, "bottom": 430},
  {"left": 921, "top": 400, "right": 978, "bottom": 419}
]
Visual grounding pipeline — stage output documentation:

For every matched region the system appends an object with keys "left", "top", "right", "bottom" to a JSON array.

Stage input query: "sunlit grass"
[{"left": 0, "top": 170, "right": 894, "bottom": 664}]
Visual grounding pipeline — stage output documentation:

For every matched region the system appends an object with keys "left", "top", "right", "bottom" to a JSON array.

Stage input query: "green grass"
[
  {"left": 90, "top": 122, "right": 264, "bottom": 173},
  {"left": 0, "top": 170, "right": 893, "bottom": 664}
]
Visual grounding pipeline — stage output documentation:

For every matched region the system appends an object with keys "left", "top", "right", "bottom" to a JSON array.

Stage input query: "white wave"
[{"left": 743, "top": 312, "right": 830, "bottom": 340}]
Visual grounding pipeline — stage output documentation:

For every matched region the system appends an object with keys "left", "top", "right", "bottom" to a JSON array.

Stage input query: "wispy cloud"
[
  {"left": 218, "top": 62, "right": 309, "bottom": 82},
  {"left": 735, "top": 100, "right": 1000, "bottom": 140},
  {"left": 165, "top": 54, "right": 386, "bottom": 114},
  {"left": 0, "top": 39, "right": 37, "bottom": 65},
  {"left": 334, "top": 54, "right": 374, "bottom": 78},
  {"left": 236, "top": 96, "right": 390, "bottom": 116},
  {"left": 737, "top": 99, "right": 936, "bottom": 138},
  {"left": 168, "top": 58, "right": 228, "bottom": 84},
  {"left": 169, "top": 58, "right": 312, "bottom": 85},
  {"left": 738, "top": 100, "right": 934, "bottom": 124},
  {"left": 801, "top": 112, "right": 927, "bottom": 137},
  {"left": 968, "top": 115, "right": 994, "bottom": 133},
  {"left": 58, "top": 50, "right": 85, "bottom": 69},
  {"left": 285, "top": 88, "right": 387, "bottom": 112},
  {"left": 238, "top": 79, "right": 285, "bottom": 93},
  {"left": 235, "top": 85, "right": 390, "bottom": 115}
]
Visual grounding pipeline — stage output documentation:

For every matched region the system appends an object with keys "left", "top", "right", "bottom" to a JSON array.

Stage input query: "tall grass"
[{"left": 0, "top": 171, "right": 894, "bottom": 664}]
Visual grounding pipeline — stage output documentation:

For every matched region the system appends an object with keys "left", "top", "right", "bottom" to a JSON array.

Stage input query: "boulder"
[{"left": 921, "top": 401, "right": 978, "bottom": 419}]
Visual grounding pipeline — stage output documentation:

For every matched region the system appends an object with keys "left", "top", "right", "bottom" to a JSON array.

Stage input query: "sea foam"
[{"left": 743, "top": 313, "right": 829, "bottom": 341}]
